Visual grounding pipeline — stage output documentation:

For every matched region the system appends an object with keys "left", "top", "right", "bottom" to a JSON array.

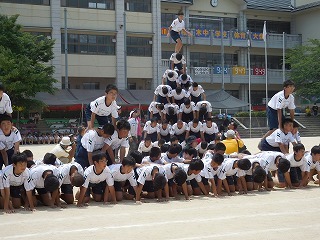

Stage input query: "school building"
[{"left": 0, "top": 0, "right": 319, "bottom": 107}]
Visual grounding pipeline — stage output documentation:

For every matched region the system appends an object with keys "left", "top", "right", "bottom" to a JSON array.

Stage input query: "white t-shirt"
[
  {"left": 195, "top": 101, "right": 212, "bottom": 112},
  {"left": 170, "top": 53, "right": 186, "bottom": 65},
  {"left": 57, "top": 162, "right": 84, "bottom": 186},
  {"left": 1, "top": 165, "right": 33, "bottom": 191},
  {"left": 171, "top": 89, "right": 190, "bottom": 101},
  {"left": 170, "top": 122, "right": 189, "bottom": 135},
  {"left": 148, "top": 102, "right": 162, "bottom": 115},
  {"left": 163, "top": 103, "right": 179, "bottom": 115},
  {"left": 0, "top": 93, "right": 13, "bottom": 114},
  {"left": 248, "top": 151, "right": 285, "bottom": 172},
  {"left": 163, "top": 162, "right": 185, "bottom": 180},
  {"left": 90, "top": 96, "right": 118, "bottom": 118},
  {"left": 268, "top": 90, "right": 295, "bottom": 110},
  {"left": 50, "top": 144, "right": 70, "bottom": 161},
  {"left": 109, "top": 164, "right": 137, "bottom": 186},
  {"left": 217, "top": 158, "right": 246, "bottom": 180},
  {"left": 154, "top": 85, "right": 172, "bottom": 97},
  {"left": 266, "top": 129, "right": 295, "bottom": 147},
  {"left": 138, "top": 141, "right": 153, "bottom": 153},
  {"left": 163, "top": 69, "right": 179, "bottom": 83},
  {"left": 0, "top": 128, "right": 22, "bottom": 150},
  {"left": 302, "top": 153, "right": 320, "bottom": 172},
  {"left": 81, "top": 129, "right": 106, "bottom": 152},
  {"left": 158, "top": 124, "right": 171, "bottom": 136},
  {"left": 177, "top": 74, "right": 193, "bottom": 85},
  {"left": 30, "top": 164, "right": 60, "bottom": 189},
  {"left": 136, "top": 165, "right": 167, "bottom": 185},
  {"left": 170, "top": 18, "right": 185, "bottom": 32},
  {"left": 104, "top": 131, "right": 129, "bottom": 150},
  {"left": 202, "top": 122, "right": 219, "bottom": 135},
  {"left": 286, "top": 153, "right": 307, "bottom": 169},
  {"left": 82, "top": 165, "right": 114, "bottom": 188},
  {"left": 128, "top": 118, "right": 139, "bottom": 137},
  {"left": 141, "top": 156, "right": 166, "bottom": 165},
  {"left": 189, "top": 85, "right": 205, "bottom": 97},
  {"left": 182, "top": 164, "right": 202, "bottom": 182},
  {"left": 188, "top": 121, "right": 203, "bottom": 133},
  {"left": 143, "top": 121, "right": 159, "bottom": 134},
  {"left": 162, "top": 153, "right": 184, "bottom": 163},
  {"left": 179, "top": 102, "right": 196, "bottom": 114},
  {"left": 200, "top": 161, "right": 218, "bottom": 179}
]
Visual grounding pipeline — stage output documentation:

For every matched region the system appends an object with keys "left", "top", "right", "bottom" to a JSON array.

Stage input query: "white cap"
[
  {"left": 224, "top": 130, "right": 235, "bottom": 139},
  {"left": 60, "top": 136, "right": 72, "bottom": 146}
]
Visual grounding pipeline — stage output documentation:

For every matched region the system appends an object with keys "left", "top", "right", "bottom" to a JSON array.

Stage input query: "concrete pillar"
[{"left": 152, "top": 0, "right": 162, "bottom": 89}]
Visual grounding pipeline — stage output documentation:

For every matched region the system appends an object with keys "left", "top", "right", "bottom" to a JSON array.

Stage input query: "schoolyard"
[{"left": 0, "top": 136, "right": 319, "bottom": 240}]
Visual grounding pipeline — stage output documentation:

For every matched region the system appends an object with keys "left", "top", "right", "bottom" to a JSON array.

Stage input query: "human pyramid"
[{"left": 1, "top": 11, "right": 320, "bottom": 214}]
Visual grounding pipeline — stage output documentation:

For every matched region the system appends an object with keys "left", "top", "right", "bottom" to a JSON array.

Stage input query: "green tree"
[
  {"left": 0, "top": 14, "right": 57, "bottom": 112},
  {"left": 286, "top": 39, "right": 320, "bottom": 99}
]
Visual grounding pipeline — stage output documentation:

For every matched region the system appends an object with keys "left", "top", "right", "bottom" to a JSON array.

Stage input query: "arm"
[
  {"left": 87, "top": 112, "right": 96, "bottom": 130},
  {"left": 1, "top": 150, "right": 8, "bottom": 167},
  {"left": 25, "top": 190, "right": 35, "bottom": 211},
  {"left": 202, "top": 92, "right": 206, "bottom": 101},
  {"left": 164, "top": 183, "right": 170, "bottom": 201},
  {"left": 277, "top": 109, "right": 283, "bottom": 129},
  {"left": 105, "top": 185, "right": 116, "bottom": 204},
  {"left": 111, "top": 117, "right": 117, "bottom": 129},
  {"left": 197, "top": 181, "right": 209, "bottom": 196},
  {"left": 102, "top": 144, "right": 115, "bottom": 165},
  {"left": 181, "top": 28, "right": 192, "bottom": 36},
  {"left": 278, "top": 143, "right": 289, "bottom": 154},
  {"left": 222, "top": 179, "right": 232, "bottom": 196},
  {"left": 181, "top": 182, "right": 189, "bottom": 200},
  {"left": 3, "top": 187, "right": 14, "bottom": 213},
  {"left": 284, "top": 172, "right": 293, "bottom": 189},
  {"left": 13, "top": 142, "right": 20, "bottom": 154},
  {"left": 77, "top": 186, "right": 87, "bottom": 207},
  {"left": 209, "top": 179, "right": 218, "bottom": 197},
  {"left": 300, "top": 171, "right": 309, "bottom": 187},
  {"left": 135, "top": 184, "right": 143, "bottom": 202},
  {"left": 119, "top": 146, "right": 126, "bottom": 163},
  {"left": 87, "top": 152, "right": 94, "bottom": 166},
  {"left": 289, "top": 109, "right": 295, "bottom": 121},
  {"left": 239, "top": 176, "right": 248, "bottom": 194},
  {"left": 153, "top": 94, "right": 157, "bottom": 102}
]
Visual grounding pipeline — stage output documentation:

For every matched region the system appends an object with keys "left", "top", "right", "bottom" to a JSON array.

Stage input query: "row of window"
[{"left": 0, "top": 0, "right": 49, "bottom": 5}]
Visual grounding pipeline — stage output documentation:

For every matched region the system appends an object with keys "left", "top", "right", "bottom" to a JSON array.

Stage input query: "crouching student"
[
  {"left": 163, "top": 162, "right": 188, "bottom": 200},
  {"left": 302, "top": 145, "right": 320, "bottom": 186},
  {"left": 162, "top": 144, "right": 184, "bottom": 163},
  {"left": 77, "top": 152, "right": 116, "bottom": 207},
  {"left": 216, "top": 158, "right": 251, "bottom": 196},
  {"left": 194, "top": 153, "right": 224, "bottom": 197},
  {"left": 57, "top": 162, "right": 84, "bottom": 204},
  {"left": 29, "top": 163, "right": 60, "bottom": 208},
  {"left": 134, "top": 165, "right": 169, "bottom": 204},
  {"left": 0, "top": 169, "right": 3, "bottom": 209},
  {"left": 1, "top": 153, "right": 35, "bottom": 213},
  {"left": 109, "top": 156, "right": 137, "bottom": 201},
  {"left": 141, "top": 147, "right": 167, "bottom": 165},
  {"left": 138, "top": 136, "right": 153, "bottom": 157},
  {"left": 185, "top": 158, "right": 208, "bottom": 197},
  {"left": 245, "top": 158, "right": 267, "bottom": 191}
]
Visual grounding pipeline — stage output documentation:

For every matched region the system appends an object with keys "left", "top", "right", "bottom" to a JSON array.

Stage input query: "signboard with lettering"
[
  {"left": 213, "top": 66, "right": 229, "bottom": 74},
  {"left": 232, "top": 67, "right": 246, "bottom": 75},
  {"left": 253, "top": 67, "right": 266, "bottom": 75}
]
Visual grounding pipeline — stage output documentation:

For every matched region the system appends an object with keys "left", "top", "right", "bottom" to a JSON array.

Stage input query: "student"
[
  {"left": 135, "top": 165, "right": 169, "bottom": 204},
  {"left": 170, "top": 53, "right": 186, "bottom": 75},
  {"left": 50, "top": 135, "right": 76, "bottom": 164},
  {"left": 29, "top": 163, "right": 60, "bottom": 208},
  {"left": 197, "top": 141, "right": 208, "bottom": 159},
  {"left": 162, "top": 69, "right": 179, "bottom": 89},
  {"left": 85, "top": 84, "right": 119, "bottom": 130},
  {"left": 128, "top": 109, "right": 140, "bottom": 153},
  {"left": 304, "top": 145, "right": 320, "bottom": 186},
  {"left": 153, "top": 84, "right": 173, "bottom": 104},
  {"left": 167, "top": 11, "right": 192, "bottom": 53},
  {"left": 109, "top": 156, "right": 137, "bottom": 201},
  {"left": 22, "top": 149, "right": 34, "bottom": 165},
  {"left": 278, "top": 143, "right": 307, "bottom": 188},
  {"left": 162, "top": 144, "right": 184, "bottom": 163},
  {"left": 216, "top": 158, "right": 251, "bottom": 195},
  {"left": 148, "top": 102, "right": 164, "bottom": 121},
  {"left": 189, "top": 82, "right": 206, "bottom": 104},
  {"left": 77, "top": 152, "right": 116, "bottom": 207},
  {"left": 312, "top": 103, "right": 318, "bottom": 116},
  {"left": 177, "top": 73, "right": 193, "bottom": 91},
  {"left": 143, "top": 118, "right": 159, "bottom": 142},
  {"left": 195, "top": 100, "right": 212, "bottom": 121},
  {"left": 184, "top": 158, "right": 208, "bottom": 197},
  {"left": 171, "top": 86, "right": 190, "bottom": 106},
  {"left": 129, "top": 150, "right": 143, "bottom": 165},
  {"left": 141, "top": 147, "right": 166, "bottom": 165},
  {"left": 0, "top": 84, "right": 13, "bottom": 117},
  {"left": 170, "top": 120, "right": 189, "bottom": 143},
  {"left": 0, "top": 114, "right": 21, "bottom": 169},
  {"left": 40, "top": 152, "right": 63, "bottom": 167},
  {"left": 158, "top": 120, "right": 171, "bottom": 142},
  {"left": 1, "top": 153, "right": 35, "bottom": 213},
  {"left": 262, "top": 80, "right": 295, "bottom": 140},
  {"left": 182, "top": 145, "right": 198, "bottom": 162},
  {"left": 76, "top": 123, "right": 115, "bottom": 169},
  {"left": 163, "top": 103, "right": 179, "bottom": 125},
  {"left": 57, "top": 162, "right": 84, "bottom": 204},
  {"left": 103, "top": 119, "right": 131, "bottom": 165},
  {"left": 260, "top": 118, "right": 295, "bottom": 154},
  {"left": 196, "top": 153, "right": 224, "bottom": 196},
  {"left": 202, "top": 117, "right": 219, "bottom": 143},
  {"left": 179, "top": 98, "right": 196, "bottom": 123},
  {"left": 292, "top": 121, "right": 301, "bottom": 144},
  {"left": 245, "top": 158, "right": 268, "bottom": 191},
  {"left": 162, "top": 162, "right": 188, "bottom": 199},
  {"left": 186, "top": 118, "right": 203, "bottom": 139},
  {"left": 138, "top": 136, "right": 153, "bottom": 157}
]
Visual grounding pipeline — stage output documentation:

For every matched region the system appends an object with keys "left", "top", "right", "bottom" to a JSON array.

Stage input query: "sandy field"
[{"left": 0, "top": 136, "right": 319, "bottom": 240}]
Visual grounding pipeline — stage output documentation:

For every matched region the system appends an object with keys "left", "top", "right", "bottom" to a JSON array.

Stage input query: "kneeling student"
[
  {"left": 184, "top": 158, "right": 208, "bottom": 197},
  {"left": 77, "top": 152, "right": 116, "bottom": 207},
  {"left": 303, "top": 145, "right": 320, "bottom": 186},
  {"left": 163, "top": 162, "right": 188, "bottom": 199}
]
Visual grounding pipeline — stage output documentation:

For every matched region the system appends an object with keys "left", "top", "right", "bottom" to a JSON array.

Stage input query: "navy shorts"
[
  {"left": 160, "top": 134, "right": 171, "bottom": 142},
  {"left": 10, "top": 185, "right": 24, "bottom": 198},
  {"left": 85, "top": 104, "right": 111, "bottom": 126},
  {"left": 190, "top": 177, "right": 209, "bottom": 188},
  {"left": 167, "top": 80, "right": 177, "bottom": 90},
  {"left": 175, "top": 133, "right": 186, "bottom": 143},
  {"left": 85, "top": 181, "right": 107, "bottom": 197},
  {"left": 226, "top": 175, "right": 238, "bottom": 186},
  {"left": 189, "top": 131, "right": 201, "bottom": 139},
  {"left": 260, "top": 139, "right": 281, "bottom": 152},
  {"left": 142, "top": 180, "right": 155, "bottom": 193},
  {"left": 147, "top": 132, "right": 158, "bottom": 143},
  {"left": 61, "top": 184, "right": 73, "bottom": 195},
  {"left": 204, "top": 133, "right": 215, "bottom": 143},
  {"left": 191, "top": 95, "right": 201, "bottom": 104},
  {"left": 114, "top": 181, "right": 124, "bottom": 192},
  {"left": 75, "top": 145, "right": 90, "bottom": 169},
  {"left": 152, "top": 113, "right": 161, "bottom": 122},
  {"left": 0, "top": 148, "right": 15, "bottom": 170},
  {"left": 170, "top": 30, "right": 181, "bottom": 43},
  {"left": 173, "top": 98, "right": 185, "bottom": 106},
  {"left": 245, "top": 175, "right": 253, "bottom": 182},
  {"left": 181, "top": 112, "right": 194, "bottom": 123},
  {"left": 35, "top": 187, "right": 48, "bottom": 195},
  {"left": 277, "top": 167, "right": 297, "bottom": 183},
  {"left": 166, "top": 114, "right": 177, "bottom": 125},
  {"left": 157, "top": 95, "right": 169, "bottom": 104},
  {"left": 267, "top": 106, "right": 284, "bottom": 130}
]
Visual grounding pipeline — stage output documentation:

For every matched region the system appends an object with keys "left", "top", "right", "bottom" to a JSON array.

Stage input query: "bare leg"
[{"left": 175, "top": 39, "right": 183, "bottom": 53}]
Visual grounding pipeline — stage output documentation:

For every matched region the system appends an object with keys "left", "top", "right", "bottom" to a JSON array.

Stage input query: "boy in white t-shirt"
[
  {"left": 170, "top": 53, "right": 186, "bottom": 75},
  {"left": 162, "top": 69, "right": 179, "bottom": 89},
  {"left": 304, "top": 145, "right": 320, "bottom": 186},
  {"left": 0, "top": 84, "right": 13, "bottom": 117},
  {"left": 138, "top": 136, "right": 153, "bottom": 157},
  {"left": 189, "top": 82, "right": 206, "bottom": 104}
]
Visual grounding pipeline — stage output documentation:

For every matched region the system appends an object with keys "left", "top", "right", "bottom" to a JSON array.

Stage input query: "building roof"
[
  {"left": 244, "top": 0, "right": 293, "bottom": 12},
  {"left": 161, "top": 0, "right": 193, "bottom": 4},
  {"left": 292, "top": 1, "right": 320, "bottom": 12}
]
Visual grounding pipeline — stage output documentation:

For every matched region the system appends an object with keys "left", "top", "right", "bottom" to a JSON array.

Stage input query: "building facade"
[{"left": 0, "top": 0, "right": 319, "bottom": 107}]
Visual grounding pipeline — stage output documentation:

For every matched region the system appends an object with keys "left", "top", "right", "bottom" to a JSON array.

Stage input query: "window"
[
  {"left": 189, "top": 15, "right": 237, "bottom": 31},
  {"left": 61, "top": 33, "right": 116, "bottom": 55},
  {"left": 247, "top": 20, "right": 290, "bottom": 34},
  {"left": 161, "top": 13, "right": 176, "bottom": 28},
  {"left": 190, "top": 52, "right": 238, "bottom": 67},
  {"left": 0, "top": 0, "right": 50, "bottom": 5},
  {"left": 61, "top": 0, "right": 115, "bottom": 10},
  {"left": 125, "top": 0, "right": 151, "bottom": 13},
  {"left": 26, "top": 31, "right": 51, "bottom": 40},
  {"left": 127, "top": 36, "right": 152, "bottom": 57},
  {"left": 161, "top": 51, "right": 172, "bottom": 60},
  {"left": 250, "top": 55, "right": 285, "bottom": 69},
  {"left": 83, "top": 82, "right": 100, "bottom": 89}
]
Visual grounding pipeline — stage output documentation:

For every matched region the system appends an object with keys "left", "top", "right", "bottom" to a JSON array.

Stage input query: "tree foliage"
[
  {"left": 0, "top": 14, "right": 57, "bottom": 111},
  {"left": 286, "top": 39, "right": 320, "bottom": 99}
]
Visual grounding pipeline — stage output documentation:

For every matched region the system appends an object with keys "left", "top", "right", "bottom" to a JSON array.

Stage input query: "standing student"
[
  {"left": 0, "top": 84, "right": 13, "bottom": 117},
  {"left": 77, "top": 152, "right": 116, "bottom": 206},
  {"left": 85, "top": 84, "right": 119, "bottom": 130},
  {"left": 128, "top": 109, "right": 140, "bottom": 153},
  {"left": 167, "top": 11, "right": 192, "bottom": 53}
]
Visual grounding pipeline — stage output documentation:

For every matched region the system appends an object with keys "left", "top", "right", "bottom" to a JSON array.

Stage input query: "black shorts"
[
  {"left": 190, "top": 177, "right": 209, "bottom": 188},
  {"left": 61, "top": 184, "right": 73, "bottom": 195},
  {"left": 85, "top": 181, "right": 107, "bottom": 197},
  {"left": 226, "top": 175, "right": 238, "bottom": 186},
  {"left": 289, "top": 167, "right": 302, "bottom": 184},
  {"left": 245, "top": 175, "right": 253, "bottom": 182},
  {"left": 170, "top": 30, "right": 181, "bottom": 43},
  {"left": 10, "top": 185, "right": 24, "bottom": 198},
  {"left": 35, "top": 187, "right": 48, "bottom": 195},
  {"left": 142, "top": 180, "right": 155, "bottom": 193},
  {"left": 114, "top": 181, "right": 130, "bottom": 192}
]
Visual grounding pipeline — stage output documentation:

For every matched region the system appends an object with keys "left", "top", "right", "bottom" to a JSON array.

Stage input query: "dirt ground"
[{"left": 1, "top": 137, "right": 319, "bottom": 240}]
